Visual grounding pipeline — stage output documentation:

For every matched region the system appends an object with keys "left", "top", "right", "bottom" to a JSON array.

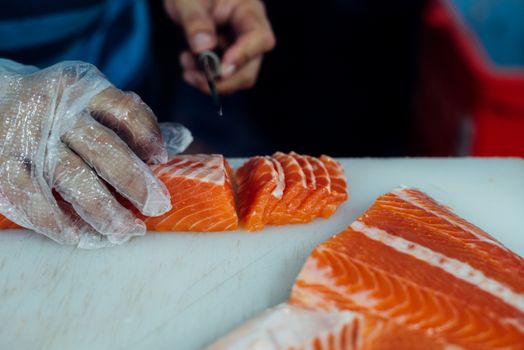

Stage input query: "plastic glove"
[{"left": 0, "top": 59, "right": 172, "bottom": 246}]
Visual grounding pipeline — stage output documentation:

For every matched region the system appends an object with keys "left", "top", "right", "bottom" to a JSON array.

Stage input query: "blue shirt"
[
  {"left": 0, "top": 0, "right": 150, "bottom": 89},
  {"left": 452, "top": 0, "right": 524, "bottom": 68}
]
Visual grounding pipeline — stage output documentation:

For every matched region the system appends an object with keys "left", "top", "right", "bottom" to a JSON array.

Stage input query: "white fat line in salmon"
[
  {"left": 206, "top": 303, "right": 363, "bottom": 350},
  {"left": 154, "top": 158, "right": 192, "bottom": 177},
  {"left": 392, "top": 188, "right": 508, "bottom": 251},
  {"left": 304, "top": 158, "right": 316, "bottom": 188},
  {"left": 501, "top": 318, "right": 524, "bottom": 334},
  {"left": 191, "top": 161, "right": 222, "bottom": 183},
  {"left": 269, "top": 158, "right": 285, "bottom": 198},
  {"left": 157, "top": 157, "right": 225, "bottom": 185},
  {"left": 296, "top": 249, "right": 379, "bottom": 309},
  {"left": 310, "top": 157, "right": 332, "bottom": 194},
  {"left": 277, "top": 154, "right": 307, "bottom": 188},
  {"left": 350, "top": 221, "right": 524, "bottom": 314}
]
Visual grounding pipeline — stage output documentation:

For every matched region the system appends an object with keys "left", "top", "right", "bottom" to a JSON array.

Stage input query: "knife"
[{"left": 198, "top": 50, "right": 223, "bottom": 117}]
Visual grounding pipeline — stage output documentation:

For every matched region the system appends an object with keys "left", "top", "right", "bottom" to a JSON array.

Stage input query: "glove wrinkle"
[{"left": 0, "top": 60, "right": 177, "bottom": 247}]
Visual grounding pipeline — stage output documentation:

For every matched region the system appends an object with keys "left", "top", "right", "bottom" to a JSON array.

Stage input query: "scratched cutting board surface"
[{"left": 0, "top": 158, "right": 523, "bottom": 350}]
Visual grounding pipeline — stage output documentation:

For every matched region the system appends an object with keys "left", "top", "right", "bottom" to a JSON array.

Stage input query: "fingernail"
[
  {"left": 221, "top": 64, "right": 236, "bottom": 78},
  {"left": 192, "top": 32, "right": 212, "bottom": 52}
]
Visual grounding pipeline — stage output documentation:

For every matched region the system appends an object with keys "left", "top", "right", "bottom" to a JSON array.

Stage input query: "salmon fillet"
[
  {"left": 291, "top": 187, "right": 524, "bottom": 348},
  {"left": 207, "top": 304, "right": 445, "bottom": 350},
  {"left": 210, "top": 187, "right": 523, "bottom": 349}
]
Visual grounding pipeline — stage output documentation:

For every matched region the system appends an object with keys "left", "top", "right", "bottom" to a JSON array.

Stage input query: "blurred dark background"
[
  {"left": 3, "top": 0, "right": 523, "bottom": 157},
  {"left": 140, "top": 0, "right": 426, "bottom": 157}
]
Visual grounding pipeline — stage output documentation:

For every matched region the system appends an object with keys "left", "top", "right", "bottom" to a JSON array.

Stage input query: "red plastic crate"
[{"left": 413, "top": 0, "right": 524, "bottom": 156}]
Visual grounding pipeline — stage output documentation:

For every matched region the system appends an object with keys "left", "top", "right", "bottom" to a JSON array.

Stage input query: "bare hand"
[{"left": 165, "top": 0, "right": 276, "bottom": 94}]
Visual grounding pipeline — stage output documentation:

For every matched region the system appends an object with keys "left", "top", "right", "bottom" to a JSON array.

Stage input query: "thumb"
[{"left": 165, "top": 0, "right": 216, "bottom": 53}]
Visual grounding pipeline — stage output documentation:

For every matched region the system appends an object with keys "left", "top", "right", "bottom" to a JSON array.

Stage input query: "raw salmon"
[
  {"left": 210, "top": 187, "right": 524, "bottom": 349},
  {"left": 236, "top": 156, "right": 285, "bottom": 231},
  {"left": 0, "top": 214, "right": 21, "bottom": 229},
  {"left": 289, "top": 151, "right": 317, "bottom": 220},
  {"left": 302, "top": 155, "right": 331, "bottom": 217},
  {"left": 1, "top": 152, "right": 347, "bottom": 233},
  {"left": 266, "top": 152, "right": 309, "bottom": 225},
  {"left": 319, "top": 155, "right": 348, "bottom": 219},
  {"left": 291, "top": 187, "right": 524, "bottom": 348},
  {"left": 137, "top": 154, "right": 238, "bottom": 232},
  {"left": 207, "top": 304, "right": 446, "bottom": 350},
  {"left": 236, "top": 152, "right": 348, "bottom": 231},
  {"left": 0, "top": 154, "right": 238, "bottom": 232}
]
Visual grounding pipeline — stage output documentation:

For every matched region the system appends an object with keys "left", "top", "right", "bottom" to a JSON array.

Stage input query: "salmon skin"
[
  {"left": 236, "top": 152, "right": 348, "bottom": 231},
  {"left": 210, "top": 187, "right": 524, "bottom": 349},
  {"left": 0, "top": 154, "right": 238, "bottom": 233}
]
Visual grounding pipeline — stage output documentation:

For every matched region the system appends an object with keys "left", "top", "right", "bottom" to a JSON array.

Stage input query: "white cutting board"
[{"left": 0, "top": 158, "right": 523, "bottom": 350}]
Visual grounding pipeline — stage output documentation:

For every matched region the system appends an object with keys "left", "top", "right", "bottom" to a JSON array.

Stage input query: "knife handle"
[{"left": 198, "top": 50, "right": 221, "bottom": 79}]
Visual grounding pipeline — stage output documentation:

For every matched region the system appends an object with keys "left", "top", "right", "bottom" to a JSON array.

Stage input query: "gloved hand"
[{"left": 0, "top": 59, "right": 172, "bottom": 247}]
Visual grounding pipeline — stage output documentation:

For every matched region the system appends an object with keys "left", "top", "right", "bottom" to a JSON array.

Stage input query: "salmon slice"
[
  {"left": 264, "top": 158, "right": 286, "bottom": 221},
  {"left": 207, "top": 303, "right": 446, "bottom": 350},
  {"left": 266, "top": 152, "right": 309, "bottom": 225},
  {"left": 236, "top": 156, "right": 284, "bottom": 231},
  {"left": 291, "top": 188, "right": 524, "bottom": 348},
  {"left": 287, "top": 152, "right": 318, "bottom": 223},
  {"left": 286, "top": 152, "right": 333, "bottom": 223},
  {"left": 136, "top": 154, "right": 238, "bottom": 232},
  {"left": 319, "top": 155, "right": 348, "bottom": 218},
  {"left": 0, "top": 214, "right": 21, "bottom": 229},
  {"left": 304, "top": 155, "right": 331, "bottom": 217}
]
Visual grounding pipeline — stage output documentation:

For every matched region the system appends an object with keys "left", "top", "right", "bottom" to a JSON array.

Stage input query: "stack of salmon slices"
[{"left": 236, "top": 152, "right": 348, "bottom": 231}]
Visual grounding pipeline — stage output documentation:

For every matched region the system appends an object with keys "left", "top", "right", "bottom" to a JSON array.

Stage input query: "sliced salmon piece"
[
  {"left": 0, "top": 214, "right": 21, "bottom": 229},
  {"left": 319, "top": 155, "right": 348, "bottom": 218},
  {"left": 286, "top": 152, "right": 333, "bottom": 223},
  {"left": 288, "top": 151, "right": 317, "bottom": 223},
  {"left": 136, "top": 154, "right": 238, "bottom": 232},
  {"left": 291, "top": 187, "right": 524, "bottom": 348},
  {"left": 263, "top": 157, "right": 285, "bottom": 222},
  {"left": 266, "top": 152, "right": 309, "bottom": 225},
  {"left": 236, "top": 156, "right": 284, "bottom": 231},
  {"left": 304, "top": 155, "right": 331, "bottom": 217}
]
